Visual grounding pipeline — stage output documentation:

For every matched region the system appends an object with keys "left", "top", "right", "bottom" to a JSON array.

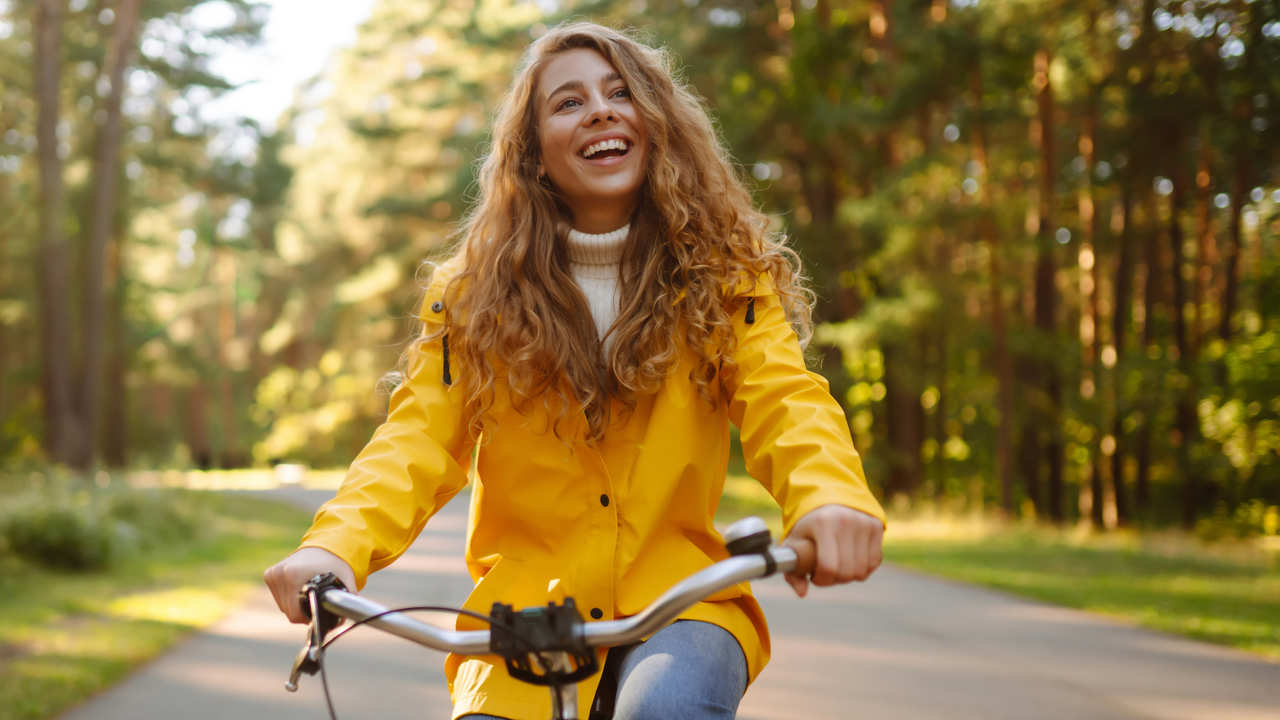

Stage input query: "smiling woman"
[
  {"left": 264, "top": 21, "right": 886, "bottom": 720},
  {"left": 536, "top": 49, "right": 648, "bottom": 233}
]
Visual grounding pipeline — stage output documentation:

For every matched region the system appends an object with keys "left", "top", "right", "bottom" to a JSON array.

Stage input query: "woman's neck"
[{"left": 567, "top": 202, "right": 634, "bottom": 234}]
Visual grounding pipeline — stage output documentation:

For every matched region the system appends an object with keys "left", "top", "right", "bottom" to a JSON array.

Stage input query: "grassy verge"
[
  {"left": 886, "top": 517, "right": 1280, "bottom": 660},
  {"left": 717, "top": 477, "right": 1280, "bottom": 660},
  {"left": 0, "top": 488, "right": 311, "bottom": 720}
]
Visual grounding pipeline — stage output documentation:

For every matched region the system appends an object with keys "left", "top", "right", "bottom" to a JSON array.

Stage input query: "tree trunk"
[
  {"left": 1169, "top": 162, "right": 1199, "bottom": 528},
  {"left": 216, "top": 249, "right": 240, "bottom": 467},
  {"left": 77, "top": 0, "right": 143, "bottom": 469},
  {"left": 1110, "top": 182, "right": 1135, "bottom": 525},
  {"left": 1220, "top": 1, "right": 1260, "bottom": 371},
  {"left": 869, "top": 0, "right": 922, "bottom": 501},
  {"left": 1131, "top": 0, "right": 1159, "bottom": 519},
  {"left": 1079, "top": 10, "right": 1105, "bottom": 527},
  {"left": 34, "top": 0, "right": 79, "bottom": 465},
  {"left": 933, "top": 323, "right": 948, "bottom": 500},
  {"left": 1038, "top": 254, "right": 1065, "bottom": 522},
  {"left": 1218, "top": 142, "right": 1248, "bottom": 387},
  {"left": 185, "top": 384, "right": 212, "bottom": 470},
  {"left": 882, "top": 344, "right": 922, "bottom": 499},
  {"left": 971, "top": 63, "right": 1014, "bottom": 514},
  {"left": 103, "top": 227, "right": 128, "bottom": 468},
  {"left": 1032, "top": 47, "right": 1064, "bottom": 521},
  {"left": 1135, "top": 189, "right": 1161, "bottom": 513},
  {"left": 1192, "top": 110, "right": 1218, "bottom": 357}
]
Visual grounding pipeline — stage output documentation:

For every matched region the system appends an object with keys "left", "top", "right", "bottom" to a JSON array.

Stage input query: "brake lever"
[{"left": 285, "top": 572, "right": 348, "bottom": 692}]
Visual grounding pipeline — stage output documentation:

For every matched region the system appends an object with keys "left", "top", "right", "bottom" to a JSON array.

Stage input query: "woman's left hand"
[{"left": 781, "top": 504, "right": 884, "bottom": 598}]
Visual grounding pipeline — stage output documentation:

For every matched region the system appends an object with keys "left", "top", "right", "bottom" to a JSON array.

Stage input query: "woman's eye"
[
  {"left": 611, "top": 87, "right": 631, "bottom": 99},
  {"left": 556, "top": 98, "right": 581, "bottom": 112}
]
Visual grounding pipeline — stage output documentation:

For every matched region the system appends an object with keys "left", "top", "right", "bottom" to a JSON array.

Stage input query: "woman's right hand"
[{"left": 264, "top": 547, "right": 358, "bottom": 624}]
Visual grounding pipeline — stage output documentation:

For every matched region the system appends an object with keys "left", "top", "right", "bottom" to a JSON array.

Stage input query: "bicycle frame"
[{"left": 285, "top": 517, "right": 811, "bottom": 720}]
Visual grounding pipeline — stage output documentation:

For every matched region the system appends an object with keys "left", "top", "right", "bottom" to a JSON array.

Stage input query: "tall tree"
[
  {"left": 1167, "top": 129, "right": 1199, "bottom": 527},
  {"left": 970, "top": 44, "right": 1014, "bottom": 513},
  {"left": 1021, "top": 45, "right": 1065, "bottom": 521},
  {"left": 33, "top": 0, "right": 78, "bottom": 465},
  {"left": 78, "top": 0, "right": 142, "bottom": 469}
]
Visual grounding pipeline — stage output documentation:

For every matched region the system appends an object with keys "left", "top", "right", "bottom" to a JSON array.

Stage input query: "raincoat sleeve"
[
  {"left": 725, "top": 288, "right": 886, "bottom": 537},
  {"left": 298, "top": 265, "right": 473, "bottom": 589}
]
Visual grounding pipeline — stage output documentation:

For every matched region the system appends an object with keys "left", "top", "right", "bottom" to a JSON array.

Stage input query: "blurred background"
[
  {"left": 3, "top": 4, "right": 1280, "bottom": 716},
  {"left": 2, "top": 0, "right": 1279, "bottom": 533}
]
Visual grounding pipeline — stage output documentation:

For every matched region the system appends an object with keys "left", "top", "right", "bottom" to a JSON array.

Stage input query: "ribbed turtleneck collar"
[{"left": 566, "top": 224, "right": 629, "bottom": 266}]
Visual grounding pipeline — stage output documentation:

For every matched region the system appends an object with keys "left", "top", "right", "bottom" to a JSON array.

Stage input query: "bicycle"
[{"left": 283, "top": 516, "right": 816, "bottom": 720}]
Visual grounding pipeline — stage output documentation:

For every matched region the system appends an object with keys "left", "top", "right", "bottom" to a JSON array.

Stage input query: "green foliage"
[
  {"left": 1, "top": 486, "right": 200, "bottom": 572},
  {"left": 1195, "top": 499, "right": 1280, "bottom": 541},
  {"left": 2, "top": 506, "right": 118, "bottom": 571},
  {"left": 249, "top": 354, "right": 391, "bottom": 466},
  {"left": 1197, "top": 258, "right": 1280, "bottom": 503},
  {"left": 104, "top": 491, "right": 200, "bottom": 548}
]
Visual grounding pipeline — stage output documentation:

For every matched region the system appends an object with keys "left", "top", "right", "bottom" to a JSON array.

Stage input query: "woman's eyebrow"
[{"left": 545, "top": 72, "right": 624, "bottom": 104}]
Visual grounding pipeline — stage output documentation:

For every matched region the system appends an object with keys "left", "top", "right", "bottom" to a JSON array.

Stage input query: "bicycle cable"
[
  {"left": 320, "top": 604, "right": 502, "bottom": 650},
  {"left": 307, "top": 589, "right": 339, "bottom": 720},
  {"left": 304, "top": 594, "right": 559, "bottom": 720}
]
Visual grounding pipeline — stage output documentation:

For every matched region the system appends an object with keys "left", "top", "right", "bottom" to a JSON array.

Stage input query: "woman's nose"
[{"left": 582, "top": 94, "right": 617, "bottom": 124}]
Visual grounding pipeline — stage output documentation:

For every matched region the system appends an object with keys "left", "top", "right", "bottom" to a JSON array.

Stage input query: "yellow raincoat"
[{"left": 299, "top": 257, "right": 886, "bottom": 719}]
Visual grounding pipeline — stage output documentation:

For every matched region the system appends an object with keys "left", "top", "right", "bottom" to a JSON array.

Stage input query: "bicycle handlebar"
[
  {"left": 284, "top": 516, "right": 816, "bottom": 717},
  {"left": 314, "top": 541, "right": 807, "bottom": 656}
]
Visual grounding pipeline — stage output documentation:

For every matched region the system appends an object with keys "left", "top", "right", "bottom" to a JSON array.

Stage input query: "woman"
[{"left": 264, "top": 22, "right": 885, "bottom": 720}]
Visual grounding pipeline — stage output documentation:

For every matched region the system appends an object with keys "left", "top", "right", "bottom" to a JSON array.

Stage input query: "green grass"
[
  {"left": 716, "top": 478, "right": 1280, "bottom": 660},
  {"left": 886, "top": 523, "right": 1280, "bottom": 660},
  {"left": 0, "top": 489, "right": 311, "bottom": 720}
]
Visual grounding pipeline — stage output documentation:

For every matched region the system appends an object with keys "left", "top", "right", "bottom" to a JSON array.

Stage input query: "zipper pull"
[{"left": 441, "top": 333, "right": 452, "bottom": 386}]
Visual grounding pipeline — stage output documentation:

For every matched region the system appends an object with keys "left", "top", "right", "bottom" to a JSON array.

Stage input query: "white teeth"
[{"left": 581, "top": 138, "right": 629, "bottom": 158}]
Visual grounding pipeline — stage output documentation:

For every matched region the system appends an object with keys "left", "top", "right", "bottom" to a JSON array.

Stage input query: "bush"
[
  {"left": 0, "top": 488, "right": 203, "bottom": 571},
  {"left": 106, "top": 491, "right": 198, "bottom": 547},
  {"left": 1195, "top": 500, "right": 1280, "bottom": 542},
  {"left": 2, "top": 506, "right": 117, "bottom": 571}
]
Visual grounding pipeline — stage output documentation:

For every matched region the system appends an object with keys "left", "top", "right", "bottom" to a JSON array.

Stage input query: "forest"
[{"left": 2, "top": 0, "right": 1278, "bottom": 533}]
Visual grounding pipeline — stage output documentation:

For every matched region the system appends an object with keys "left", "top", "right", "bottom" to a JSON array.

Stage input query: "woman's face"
[{"left": 535, "top": 48, "right": 648, "bottom": 233}]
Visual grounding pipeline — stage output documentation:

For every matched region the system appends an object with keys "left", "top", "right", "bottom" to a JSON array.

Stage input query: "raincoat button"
[
  {"left": 431, "top": 301, "right": 444, "bottom": 313},
  {"left": 599, "top": 494, "right": 609, "bottom": 507},
  {"left": 590, "top": 607, "right": 603, "bottom": 619}
]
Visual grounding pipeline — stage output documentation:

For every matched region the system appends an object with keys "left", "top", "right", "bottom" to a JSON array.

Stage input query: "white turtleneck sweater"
[{"left": 565, "top": 224, "right": 628, "bottom": 351}]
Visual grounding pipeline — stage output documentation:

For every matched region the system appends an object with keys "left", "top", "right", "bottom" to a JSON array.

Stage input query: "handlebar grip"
[
  {"left": 783, "top": 537, "right": 817, "bottom": 577},
  {"left": 299, "top": 572, "right": 348, "bottom": 638},
  {"left": 286, "top": 573, "right": 349, "bottom": 692}
]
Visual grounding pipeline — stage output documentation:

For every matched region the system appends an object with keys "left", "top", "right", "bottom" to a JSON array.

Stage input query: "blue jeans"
[{"left": 462, "top": 620, "right": 748, "bottom": 719}]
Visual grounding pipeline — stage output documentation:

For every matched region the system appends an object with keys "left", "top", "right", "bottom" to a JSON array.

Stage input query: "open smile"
[{"left": 579, "top": 136, "right": 633, "bottom": 165}]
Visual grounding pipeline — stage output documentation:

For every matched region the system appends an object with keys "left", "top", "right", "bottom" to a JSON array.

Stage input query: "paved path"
[{"left": 62, "top": 488, "right": 1279, "bottom": 719}]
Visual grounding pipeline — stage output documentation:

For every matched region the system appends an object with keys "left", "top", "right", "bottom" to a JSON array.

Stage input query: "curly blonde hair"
[{"left": 434, "top": 22, "right": 812, "bottom": 442}]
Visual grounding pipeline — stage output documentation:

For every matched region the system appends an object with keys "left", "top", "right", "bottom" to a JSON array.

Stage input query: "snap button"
[
  {"left": 431, "top": 301, "right": 444, "bottom": 313},
  {"left": 599, "top": 494, "right": 609, "bottom": 507},
  {"left": 590, "top": 607, "right": 603, "bottom": 619}
]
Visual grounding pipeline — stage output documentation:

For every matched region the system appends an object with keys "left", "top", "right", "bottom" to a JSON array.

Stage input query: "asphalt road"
[{"left": 60, "top": 487, "right": 1279, "bottom": 719}]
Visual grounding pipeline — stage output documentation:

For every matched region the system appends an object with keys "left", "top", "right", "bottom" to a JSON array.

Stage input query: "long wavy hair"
[{"left": 431, "top": 22, "right": 813, "bottom": 442}]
